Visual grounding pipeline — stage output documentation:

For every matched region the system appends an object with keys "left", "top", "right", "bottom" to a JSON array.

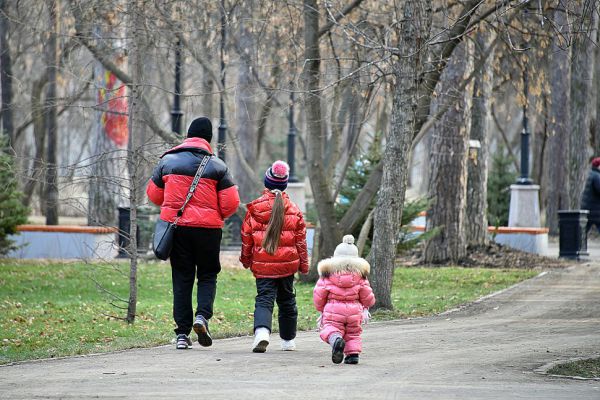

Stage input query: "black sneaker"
[
  {"left": 344, "top": 354, "right": 359, "bottom": 364},
  {"left": 176, "top": 334, "right": 193, "bottom": 350},
  {"left": 193, "top": 315, "right": 213, "bottom": 347},
  {"left": 331, "top": 337, "right": 345, "bottom": 364}
]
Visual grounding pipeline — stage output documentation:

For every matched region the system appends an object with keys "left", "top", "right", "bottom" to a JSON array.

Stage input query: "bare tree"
[
  {"left": 466, "top": 29, "right": 495, "bottom": 246},
  {"left": 370, "top": 0, "right": 433, "bottom": 309},
  {"left": 125, "top": 0, "right": 144, "bottom": 324},
  {"left": 569, "top": 1, "right": 598, "bottom": 208},
  {"left": 43, "top": 0, "right": 59, "bottom": 225},
  {"left": 423, "top": 41, "right": 474, "bottom": 263},
  {"left": 0, "top": 0, "right": 14, "bottom": 144},
  {"left": 302, "top": 0, "right": 342, "bottom": 262},
  {"left": 544, "top": 2, "right": 571, "bottom": 233}
]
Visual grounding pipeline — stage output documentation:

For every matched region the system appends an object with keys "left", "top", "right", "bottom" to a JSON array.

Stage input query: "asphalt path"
[{"left": 1, "top": 262, "right": 599, "bottom": 399}]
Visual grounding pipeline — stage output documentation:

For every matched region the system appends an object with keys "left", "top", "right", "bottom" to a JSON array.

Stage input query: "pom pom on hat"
[
  {"left": 592, "top": 157, "right": 600, "bottom": 168},
  {"left": 333, "top": 234, "right": 359, "bottom": 258},
  {"left": 271, "top": 160, "right": 289, "bottom": 178},
  {"left": 264, "top": 160, "right": 289, "bottom": 191}
]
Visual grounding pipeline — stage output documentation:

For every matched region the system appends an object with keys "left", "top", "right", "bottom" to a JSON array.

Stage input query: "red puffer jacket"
[
  {"left": 240, "top": 190, "right": 309, "bottom": 278},
  {"left": 146, "top": 137, "right": 240, "bottom": 228}
]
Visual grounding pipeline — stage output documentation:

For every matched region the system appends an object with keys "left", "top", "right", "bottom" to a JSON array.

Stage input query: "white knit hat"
[{"left": 333, "top": 235, "right": 359, "bottom": 258}]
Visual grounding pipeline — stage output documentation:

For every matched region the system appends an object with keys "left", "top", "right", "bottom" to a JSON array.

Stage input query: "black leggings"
[{"left": 254, "top": 275, "right": 298, "bottom": 340}]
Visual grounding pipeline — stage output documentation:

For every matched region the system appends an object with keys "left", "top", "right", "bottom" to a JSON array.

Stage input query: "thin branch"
[
  {"left": 412, "top": 30, "right": 502, "bottom": 147},
  {"left": 69, "top": 1, "right": 177, "bottom": 144},
  {"left": 319, "top": 0, "right": 366, "bottom": 38},
  {"left": 491, "top": 104, "right": 520, "bottom": 171},
  {"left": 338, "top": 160, "right": 383, "bottom": 233}
]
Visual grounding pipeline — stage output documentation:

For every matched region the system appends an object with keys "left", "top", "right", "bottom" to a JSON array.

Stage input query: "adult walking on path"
[
  {"left": 581, "top": 157, "right": 600, "bottom": 235},
  {"left": 2, "top": 262, "right": 599, "bottom": 399},
  {"left": 146, "top": 117, "right": 240, "bottom": 349}
]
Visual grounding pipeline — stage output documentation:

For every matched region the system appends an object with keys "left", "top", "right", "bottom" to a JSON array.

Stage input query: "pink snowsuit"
[{"left": 313, "top": 256, "right": 375, "bottom": 355}]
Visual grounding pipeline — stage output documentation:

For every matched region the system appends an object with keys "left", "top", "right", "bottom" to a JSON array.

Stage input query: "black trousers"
[
  {"left": 170, "top": 226, "right": 222, "bottom": 335},
  {"left": 254, "top": 275, "right": 297, "bottom": 340}
]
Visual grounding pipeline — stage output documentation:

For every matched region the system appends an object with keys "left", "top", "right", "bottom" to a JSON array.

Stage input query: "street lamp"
[
  {"left": 171, "top": 38, "right": 183, "bottom": 135},
  {"left": 287, "top": 87, "right": 298, "bottom": 182},
  {"left": 517, "top": 68, "right": 532, "bottom": 184},
  {"left": 217, "top": 0, "right": 227, "bottom": 161}
]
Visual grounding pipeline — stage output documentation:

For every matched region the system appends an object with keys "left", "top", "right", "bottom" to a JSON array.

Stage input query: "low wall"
[
  {"left": 490, "top": 227, "right": 549, "bottom": 255},
  {"left": 8, "top": 225, "right": 119, "bottom": 260},
  {"left": 408, "top": 224, "right": 549, "bottom": 255}
]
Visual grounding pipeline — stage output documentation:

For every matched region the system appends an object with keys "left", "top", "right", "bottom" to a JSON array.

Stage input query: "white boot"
[
  {"left": 252, "top": 327, "right": 270, "bottom": 353},
  {"left": 281, "top": 339, "right": 296, "bottom": 351}
]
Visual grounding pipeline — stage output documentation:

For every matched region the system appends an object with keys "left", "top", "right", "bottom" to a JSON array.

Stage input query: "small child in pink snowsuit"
[{"left": 313, "top": 235, "right": 375, "bottom": 364}]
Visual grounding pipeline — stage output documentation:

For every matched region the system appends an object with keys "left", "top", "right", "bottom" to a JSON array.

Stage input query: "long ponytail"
[{"left": 262, "top": 190, "right": 285, "bottom": 254}]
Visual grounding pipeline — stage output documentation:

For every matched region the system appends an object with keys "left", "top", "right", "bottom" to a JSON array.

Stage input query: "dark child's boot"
[
  {"left": 344, "top": 354, "right": 359, "bottom": 364},
  {"left": 331, "top": 337, "right": 345, "bottom": 364}
]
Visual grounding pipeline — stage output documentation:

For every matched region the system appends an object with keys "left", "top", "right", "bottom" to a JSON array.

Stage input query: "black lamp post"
[
  {"left": 517, "top": 67, "right": 532, "bottom": 185},
  {"left": 287, "top": 87, "right": 298, "bottom": 183},
  {"left": 171, "top": 38, "right": 183, "bottom": 135},
  {"left": 217, "top": 0, "right": 227, "bottom": 161}
]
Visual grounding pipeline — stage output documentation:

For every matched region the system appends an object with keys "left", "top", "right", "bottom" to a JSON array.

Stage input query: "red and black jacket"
[{"left": 146, "top": 137, "right": 240, "bottom": 228}]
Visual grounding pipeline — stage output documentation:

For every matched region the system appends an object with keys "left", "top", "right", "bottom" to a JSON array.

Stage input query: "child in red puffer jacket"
[
  {"left": 240, "top": 160, "right": 309, "bottom": 353},
  {"left": 313, "top": 235, "right": 375, "bottom": 364}
]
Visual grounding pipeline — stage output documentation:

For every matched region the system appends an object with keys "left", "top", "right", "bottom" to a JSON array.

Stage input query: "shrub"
[
  {"left": 0, "top": 139, "right": 29, "bottom": 255},
  {"left": 487, "top": 144, "right": 517, "bottom": 227}
]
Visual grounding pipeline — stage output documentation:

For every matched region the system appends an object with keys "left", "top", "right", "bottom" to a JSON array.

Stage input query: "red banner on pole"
[{"left": 98, "top": 71, "right": 128, "bottom": 147}]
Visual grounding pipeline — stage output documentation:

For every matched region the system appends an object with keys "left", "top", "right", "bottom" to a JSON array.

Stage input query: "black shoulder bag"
[{"left": 152, "top": 155, "right": 211, "bottom": 260}]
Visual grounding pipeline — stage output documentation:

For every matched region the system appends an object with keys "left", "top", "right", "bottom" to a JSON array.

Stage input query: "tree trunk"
[
  {"left": 569, "top": 6, "right": 598, "bottom": 209},
  {"left": 370, "top": 0, "right": 432, "bottom": 310},
  {"left": 0, "top": 0, "right": 14, "bottom": 144},
  {"left": 466, "top": 31, "right": 494, "bottom": 246},
  {"left": 201, "top": 74, "right": 214, "bottom": 124},
  {"left": 423, "top": 41, "right": 474, "bottom": 263},
  {"left": 544, "top": 6, "right": 571, "bottom": 234},
  {"left": 125, "top": 0, "right": 143, "bottom": 324},
  {"left": 233, "top": 14, "right": 258, "bottom": 203},
  {"left": 43, "top": 0, "right": 59, "bottom": 225},
  {"left": 302, "top": 0, "right": 341, "bottom": 264},
  {"left": 23, "top": 78, "right": 48, "bottom": 207},
  {"left": 595, "top": 18, "right": 600, "bottom": 156}
]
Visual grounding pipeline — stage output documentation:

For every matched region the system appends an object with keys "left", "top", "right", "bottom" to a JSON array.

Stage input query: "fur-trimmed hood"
[{"left": 317, "top": 256, "right": 370, "bottom": 278}]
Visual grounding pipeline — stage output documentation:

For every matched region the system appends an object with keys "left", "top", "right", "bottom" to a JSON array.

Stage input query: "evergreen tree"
[
  {"left": 0, "top": 138, "right": 29, "bottom": 255},
  {"left": 487, "top": 144, "right": 517, "bottom": 227}
]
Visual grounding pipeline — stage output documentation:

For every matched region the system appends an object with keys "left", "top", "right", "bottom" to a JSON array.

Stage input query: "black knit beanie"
[{"left": 187, "top": 117, "right": 213, "bottom": 142}]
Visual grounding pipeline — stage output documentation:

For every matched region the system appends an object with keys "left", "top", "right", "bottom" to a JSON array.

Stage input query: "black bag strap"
[{"left": 174, "top": 155, "right": 211, "bottom": 223}]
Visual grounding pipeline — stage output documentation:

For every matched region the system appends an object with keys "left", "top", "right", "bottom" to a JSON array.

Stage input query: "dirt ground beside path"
[{"left": 1, "top": 263, "right": 599, "bottom": 399}]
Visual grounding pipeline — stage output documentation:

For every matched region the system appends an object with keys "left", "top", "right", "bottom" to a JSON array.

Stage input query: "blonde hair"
[{"left": 262, "top": 190, "right": 285, "bottom": 254}]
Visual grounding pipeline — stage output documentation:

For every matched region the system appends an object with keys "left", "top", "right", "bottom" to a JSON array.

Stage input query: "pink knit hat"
[{"left": 264, "top": 160, "right": 289, "bottom": 191}]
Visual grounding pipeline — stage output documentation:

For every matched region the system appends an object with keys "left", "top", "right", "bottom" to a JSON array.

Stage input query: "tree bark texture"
[
  {"left": 125, "top": 0, "right": 143, "bottom": 324},
  {"left": 370, "top": 0, "right": 432, "bottom": 310},
  {"left": 423, "top": 41, "right": 474, "bottom": 263},
  {"left": 544, "top": 5, "right": 571, "bottom": 234},
  {"left": 23, "top": 78, "right": 48, "bottom": 207},
  {"left": 466, "top": 31, "right": 494, "bottom": 246},
  {"left": 303, "top": 0, "right": 341, "bottom": 263},
  {"left": 44, "top": 0, "right": 59, "bottom": 225},
  {"left": 569, "top": 5, "right": 598, "bottom": 209},
  {"left": 595, "top": 20, "right": 600, "bottom": 156},
  {"left": 233, "top": 15, "right": 258, "bottom": 203},
  {"left": 0, "top": 0, "right": 14, "bottom": 144}
]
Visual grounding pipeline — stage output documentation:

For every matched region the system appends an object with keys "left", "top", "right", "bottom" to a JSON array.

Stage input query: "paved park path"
[{"left": 1, "top": 262, "right": 599, "bottom": 399}]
